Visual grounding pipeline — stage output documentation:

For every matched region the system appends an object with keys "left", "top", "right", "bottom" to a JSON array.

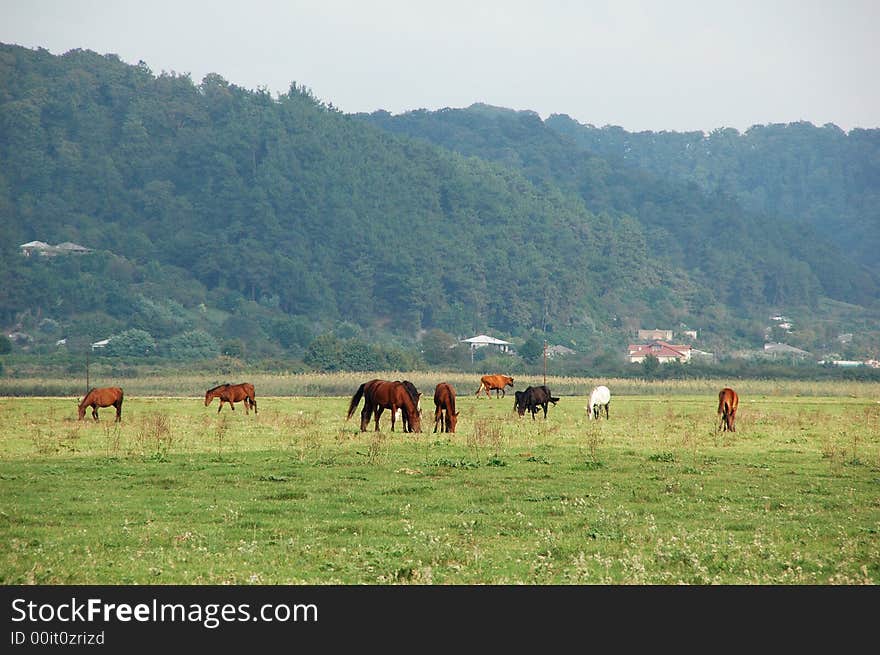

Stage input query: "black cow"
[{"left": 513, "top": 385, "right": 560, "bottom": 420}]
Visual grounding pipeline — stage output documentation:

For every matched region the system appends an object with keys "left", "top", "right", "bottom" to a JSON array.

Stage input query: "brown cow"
[
  {"left": 78, "top": 387, "right": 124, "bottom": 422},
  {"left": 717, "top": 387, "right": 739, "bottom": 432},
  {"left": 433, "top": 382, "right": 459, "bottom": 433},
  {"left": 475, "top": 374, "right": 514, "bottom": 398}
]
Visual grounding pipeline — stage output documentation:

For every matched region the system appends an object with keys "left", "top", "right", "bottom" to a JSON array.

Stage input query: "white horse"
[{"left": 587, "top": 385, "right": 611, "bottom": 420}]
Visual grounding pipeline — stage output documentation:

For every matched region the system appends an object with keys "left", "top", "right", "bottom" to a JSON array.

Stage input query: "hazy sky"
[{"left": 2, "top": 0, "right": 877, "bottom": 133}]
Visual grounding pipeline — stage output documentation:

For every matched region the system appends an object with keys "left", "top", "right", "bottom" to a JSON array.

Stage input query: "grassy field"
[{"left": 1, "top": 375, "right": 879, "bottom": 584}]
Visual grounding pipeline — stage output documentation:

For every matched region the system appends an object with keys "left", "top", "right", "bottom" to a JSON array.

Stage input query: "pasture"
[{"left": 1, "top": 376, "right": 878, "bottom": 584}]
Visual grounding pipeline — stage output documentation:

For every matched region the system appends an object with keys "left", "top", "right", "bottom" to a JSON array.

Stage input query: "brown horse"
[
  {"left": 433, "top": 382, "right": 459, "bottom": 433},
  {"left": 346, "top": 379, "right": 422, "bottom": 433},
  {"left": 78, "top": 387, "right": 124, "bottom": 422},
  {"left": 717, "top": 387, "right": 739, "bottom": 432},
  {"left": 475, "top": 374, "right": 514, "bottom": 398},
  {"left": 205, "top": 382, "right": 257, "bottom": 414}
]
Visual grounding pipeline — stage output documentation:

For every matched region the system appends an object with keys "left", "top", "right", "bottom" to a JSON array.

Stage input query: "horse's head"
[
  {"left": 77, "top": 402, "right": 86, "bottom": 420},
  {"left": 204, "top": 392, "right": 212, "bottom": 407},
  {"left": 447, "top": 411, "right": 459, "bottom": 433},
  {"left": 408, "top": 406, "right": 422, "bottom": 433},
  {"left": 513, "top": 391, "right": 526, "bottom": 416}
]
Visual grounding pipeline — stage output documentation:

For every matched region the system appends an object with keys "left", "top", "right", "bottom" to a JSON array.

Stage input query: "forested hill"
[
  {"left": 0, "top": 43, "right": 877, "bottom": 363},
  {"left": 358, "top": 104, "right": 879, "bottom": 307},
  {"left": 544, "top": 114, "right": 880, "bottom": 274}
]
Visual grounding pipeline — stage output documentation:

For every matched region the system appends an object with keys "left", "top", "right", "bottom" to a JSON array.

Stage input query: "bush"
[
  {"left": 164, "top": 330, "right": 220, "bottom": 360},
  {"left": 104, "top": 329, "right": 156, "bottom": 357}
]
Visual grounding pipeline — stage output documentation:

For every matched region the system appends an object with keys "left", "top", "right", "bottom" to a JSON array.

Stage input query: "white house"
[{"left": 460, "top": 334, "right": 512, "bottom": 353}]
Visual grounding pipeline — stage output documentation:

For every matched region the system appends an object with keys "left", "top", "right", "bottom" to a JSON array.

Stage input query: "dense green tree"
[
  {"left": 103, "top": 328, "right": 156, "bottom": 357},
  {"left": 164, "top": 330, "right": 220, "bottom": 360}
]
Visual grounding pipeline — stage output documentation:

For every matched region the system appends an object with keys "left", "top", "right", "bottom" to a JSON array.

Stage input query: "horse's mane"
[
  {"left": 398, "top": 380, "right": 420, "bottom": 406},
  {"left": 206, "top": 383, "right": 231, "bottom": 394}
]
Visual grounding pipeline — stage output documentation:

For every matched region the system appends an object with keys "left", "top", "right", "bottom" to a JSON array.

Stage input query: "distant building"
[
  {"left": 679, "top": 330, "right": 698, "bottom": 340},
  {"left": 628, "top": 340, "right": 692, "bottom": 364},
  {"left": 638, "top": 329, "right": 673, "bottom": 341},
  {"left": 460, "top": 334, "right": 512, "bottom": 353},
  {"left": 546, "top": 344, "right": 575, "bottom": 358},
  {"left": 763, "top": 342, "right": 810, "bottom": 358},
  {"left": 19, "top": 241, "right": 53, "bottom": 257},
  {"left": 91, "top": 338, "right": 111, "bottom": 350},
  {"left": 19, "top": 241, "right": 92, "bottom": 257}
]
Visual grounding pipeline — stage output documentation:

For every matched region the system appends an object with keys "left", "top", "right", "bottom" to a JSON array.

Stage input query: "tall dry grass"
[{"left": 1, "top": 370, "right": 879, "bottom": 399}]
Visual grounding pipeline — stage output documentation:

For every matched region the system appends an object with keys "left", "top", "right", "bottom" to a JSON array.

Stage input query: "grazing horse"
[
  {"left": 433, "top": 382, "right": 459, "bottom": 433},
  {"left": 587, "top": 385, "right": 611, "bottom": 420},
  {"left": 475, "top": 374, "right": 515, "bottom": 398},
  {"left": 514, "top": 385, "right": 559, "bottom": 420},
  {"left": 204, "top": 382, "right": 257, "bottom": 414},
  {"left": 347, "top": 379, "right": 422, "bottom": 433},
  {"left": 78, "top": 387, "right": 124, "bottom": 422},
  {"left": 717, "top": 387, "right": 739, "bottom": 432},
  {"left": 394, "top": 380, "right": 423, "bottom": 433}
]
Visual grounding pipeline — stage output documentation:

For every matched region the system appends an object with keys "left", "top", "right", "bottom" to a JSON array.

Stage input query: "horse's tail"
[{"left": 346, "top": 383, "right": 367, "bottom": 421}]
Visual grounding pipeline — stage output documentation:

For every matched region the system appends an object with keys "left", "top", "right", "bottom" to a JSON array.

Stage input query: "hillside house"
[
  {"left": 763, "top": 342, "right": 810, "bottom": 359},
  {"left": 19, "top": 241, "right": 92, "bottom": 257},
  {"left": 628, "top": 340, "right": 692, "bottom": 364},
  {"left": 19, "top": 241, "right": 53, "bottom": 257},
  {"left": 546, "top": 344, "right": 576, "bottom": 358},
  {"left": 461, "top": 334, "right": 512, "bottom": 353}
]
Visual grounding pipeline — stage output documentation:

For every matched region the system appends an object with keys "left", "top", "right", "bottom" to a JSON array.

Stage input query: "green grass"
[{"left": 1, "top": 386, "right": 879, "bottom": 584}]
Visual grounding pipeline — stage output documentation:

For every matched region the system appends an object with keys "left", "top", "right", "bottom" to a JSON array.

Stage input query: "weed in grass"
[
  {"left": 135, "top": 414, "right": 173, "bottom": 460},
  {"left": 584, "top": 423, "right": 604, "bottom": 463},
  {"left": 102, "top": 422, "right": 121, "bottom": 456},
  {"left": 31, "top": 429, "right": 58, "bottom": 455},
  {"left": 296, "top": 430, "right": 322, "bottom": 463},
  {"left": 359, "top": 432, "right": 387, "bottom": 465},
  {"left": 469, "top": 419, "right": 504, "bottom": 449},
  {"left": 213, "top": 415, "right": 230, "bottom": 457}
]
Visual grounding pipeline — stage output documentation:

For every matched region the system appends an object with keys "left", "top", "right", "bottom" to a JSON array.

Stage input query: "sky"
[{"left": 1, "top": 0, "right": 878, "bottom": 134}]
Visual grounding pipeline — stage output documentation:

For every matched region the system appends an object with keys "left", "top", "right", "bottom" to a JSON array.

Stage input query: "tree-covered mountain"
[
  {"left": 1, "top": 43, "right": 877, "bottom": 365},
  {"left": 544, "top": 114, "right": 880, "bottom": 275},
  {"left": 358, "top": 104, "right": 879, "bottom": 308}
]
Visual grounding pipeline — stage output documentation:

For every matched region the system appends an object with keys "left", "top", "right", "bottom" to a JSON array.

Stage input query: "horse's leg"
[
  {"left": 115, "top": 401, "right": 122, "bottom": 423},
  {"left": 251, "top": 396, "right": 257, "bottom": 414},
  {"left": 360, "top": 404, "right": 371, "bottom": 432},
  {"left": 374, "top": 406, "right": 384, "bottom": 432},
  {"left": 390, "top": 405, "right": 398, "bottom": 432},
  {"left": 92, "top": 405, "right": 99, "bottom": 421},
  {"left": 433, "top": 406, "right": 442, "bottom": 433}
]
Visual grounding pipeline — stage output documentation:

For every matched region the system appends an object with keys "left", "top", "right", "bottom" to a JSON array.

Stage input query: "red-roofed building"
[{"left": 628, "top": 340, "right": 692, "bottom": 364}]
